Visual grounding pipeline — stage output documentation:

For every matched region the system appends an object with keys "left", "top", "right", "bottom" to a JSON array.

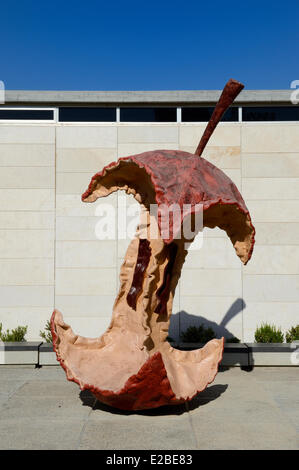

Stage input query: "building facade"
[{"left": 0, "top": 90, "right": 298, "bottom": 342}]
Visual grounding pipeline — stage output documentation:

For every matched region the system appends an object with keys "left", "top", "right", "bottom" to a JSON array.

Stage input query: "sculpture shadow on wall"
[
  {"left": 169, "top": 297, "right": 245, "bottom": 342},
  {"left": 169, "top": 298, "right": 253, "bottom": 372},
  {"left": 79, "top": 384, "right": 228, "bottom": 416}
]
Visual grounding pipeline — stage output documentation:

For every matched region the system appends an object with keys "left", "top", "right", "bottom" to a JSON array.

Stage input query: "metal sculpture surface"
[{"left": 51, "top": 79, "right": 255, "bottom": 410}]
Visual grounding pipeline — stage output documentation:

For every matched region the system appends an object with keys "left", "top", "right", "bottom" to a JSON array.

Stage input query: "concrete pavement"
[{"left": 0, "top": 365, "right": 298, "bottom": 450}]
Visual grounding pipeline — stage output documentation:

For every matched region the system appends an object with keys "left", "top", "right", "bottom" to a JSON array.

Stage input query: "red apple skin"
[{"left": 82, "top": 150, "right": 255, "bottom": 261}]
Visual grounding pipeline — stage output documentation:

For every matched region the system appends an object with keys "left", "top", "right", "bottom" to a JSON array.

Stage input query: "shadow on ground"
[{"left": 79, "top": 384, "right": 228, "bottom": 416}]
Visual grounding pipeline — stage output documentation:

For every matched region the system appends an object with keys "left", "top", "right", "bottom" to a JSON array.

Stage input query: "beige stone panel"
[
  {"left": 184, "top": 237, "right": 240, "bottom": 269},
  {"left": 56, "top": 216, "right": 99, "bottom": 241},
  {"left": 118, "top": 126, "right": 178, "bottom": 143},
  {"left": 117, "top": 191, "right": 140, "bottom": 207},
  {"left": 203, "top": 226, "right": 227, "bottom": 238},
  {"left": 180, "top": 124, "right": 240, "bottom": 147},
  {"left": 0, "top": 307, "right": 54, "bottom": 341},
  {"left": 0, "top": 259, "right": 54, "bottom": 285},
  {"left": 244, "top": 245, "right": 299, "bottom": 275},
  {"left": 0, "top": 230, "right": 54, "bottom": 258},
  {"left": 246, "top": 200, "right": 299, "bottom": 223},
  {"left": 180, "top": 295, "right": 242, "bottom": 318},
  {"left": 180, "top": 269, "right": 242, "bottom": 297},
  {"left": 55, "top": 295, "right": 115, "bottom": 317},
  {"left": 117, "top": 238, "right": 132, "bottom": 259},
  {"left": 0, "top": 144, "right": 54, "bottom": 166},
  {"left": 56, "top": 194, "right": 90, "bottom": 217},
  {"left": 56, "top": 126, "right": 117, "bottom": 148},
  {"left": 242, "top": 124, "right": 299, "bottom": 153},
  {"left": 55, "top": 268, "right": 116, "bottom": 295},
  {"left": 168, "top": 291, "right": 180, "bottom": 340},
  {"left": 0, "top": 167, "right": 54, "bottom": 189},
  {"left": 172, "top": 291, "right": 180, "bottom": 314},
  {"left": 0, "top": 189, "right": 54, "bottom": 211},
  {"left": 0, "top": 212, "right": 54, "bottom": 229},
  {"left": 118, "top": 142, "right": 178, "bottom": 157},
  {"left": 179, "top": 124, "right": 207, "bottom": 147},
  {"left": 57, "top": 147, "right": 117, "bottom": 172},
  {"left": 117, "top": 195, "right": 140, "bottom": 245},
  {"left": 56, "top": 172, "right": 94, "bottom": 195},
  {"left": 56, "top": 193, "right": 117, "bottom": 217},
  {"left": 243, "top": 274, "right": 299, "bottom": 302},
  {"left": 254, "top": 222, "right": 299, "bottom": 245},
  {"left": 0, "top": 126, "right": 55, "bottom": 144},
  {"left": 0, "top": 286, "right": 54, "bottom": 307},
  {"left": 56, "top": 240, "right": 117, "bottom": 268},
  {"left": 56, "top": 215, "right": 117, "bottom": 241},
  {"left": 116, "top": 258, "right": 124, "bottom": 289},
  {"left": 243, "top": 178, "right": 299, "bottom": 200},
  {"left": 57, "top": 171, "right": 136, "bottom": 197},
  {"left": 242, "top": 153, "right": 299, "bottom": 178},
  {"left": 221, "top": 169, "right": 241, "bottom": 191},
  {"left": 243, "top": 302, "right": 299, "bottom": 342},
  {"left": 180, "top": 295, "right": 243, "bottom": 341},
  {"left": 61, "top": 316, "right": 112, "bottom": 338},
  {"left": 179, "top": 145, "right": 241, "bottom": 169}
]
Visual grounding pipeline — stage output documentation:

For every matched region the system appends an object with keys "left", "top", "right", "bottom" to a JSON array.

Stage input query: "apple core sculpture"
[{"left": 51, "top": 79, "right": 255, "bottom": 410}]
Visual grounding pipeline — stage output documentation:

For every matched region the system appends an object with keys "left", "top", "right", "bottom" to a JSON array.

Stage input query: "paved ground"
[{"left": 0, "top": 365, "right": 298, "bottom": 450}]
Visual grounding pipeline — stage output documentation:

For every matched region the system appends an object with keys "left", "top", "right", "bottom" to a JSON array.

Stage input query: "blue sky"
[{"left": 1, "top": 0, "right": 298, "bottom": 90}]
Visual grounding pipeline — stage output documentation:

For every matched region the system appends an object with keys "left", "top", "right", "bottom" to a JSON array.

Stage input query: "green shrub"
[
  {"left": 180, "top": 324, "right": 216, "bottom": 343},
  {"left": 0, "top": 323, "right": 28, "bottom": 342},
  {"left": 254, "top": 323, "right": 284, "bottom": 343},
  {"left": 39, "top": 320, "right": 52, "bottom": 343},
  {"left": 285, "top": 325, "right": 299, "bottom": 343},
  {"left": 225, "top": 336, "right": 240, "bottom": 343}
]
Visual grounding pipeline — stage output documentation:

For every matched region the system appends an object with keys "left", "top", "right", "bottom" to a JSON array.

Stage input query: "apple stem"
[{"left": 194, "top": 79, "right": 244, "bottom": 157}]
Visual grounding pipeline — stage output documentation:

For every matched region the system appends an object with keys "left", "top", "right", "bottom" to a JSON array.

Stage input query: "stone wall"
[{"left": 0, "top": 122, "right": 298, "bottom": 341}]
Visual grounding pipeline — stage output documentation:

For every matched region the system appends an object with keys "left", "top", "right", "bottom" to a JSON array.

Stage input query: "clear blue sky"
[{"left": 1, "top": 0, "right": 298, "bottom": 90}]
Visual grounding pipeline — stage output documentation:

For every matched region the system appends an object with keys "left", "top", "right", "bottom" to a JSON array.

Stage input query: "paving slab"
[
  {"left": 31, "top": 365, "right": 66, "bottom": 380},
  {"left": 252, "top": 375, "right": 299, "bottom": 433},
  {"left": 0, "top": 417, "right": 86, "bottom": 450},
  {"left": 246, "top": 366, "right": 299, "bottom": 382},
  {"left": 188, "top": 368, "right": 299, "bottom": 449},
  {"left": 0, "top": 366, "right": 298, "bottom": 450},
  {"left": 78, "top": 395, "right": 195, "bottom": 450},
  {"left": 0, "top": 395, "right": 95, "bottom": 420},
  {"left": 13, "top": 379, "right": 80, "bottom": 398},
  {"left": 78, "top": 416, "right": 196, "bottom": 450},
  {"left": 0, "top": 380, "right": 28, "bottom": 397}
]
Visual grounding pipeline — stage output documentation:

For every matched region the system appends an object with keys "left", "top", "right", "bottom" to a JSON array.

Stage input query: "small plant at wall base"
[
  {"left": 254, "top": 323, "right": 284, "bottom": 343},
  {"left": 180, "top": 324, "right": 216, "bottom": 343},
  {"left": 285, "top": 325, "right": 299, "bottom": 343},
  {"left": 0, "top": 323, "right": 28, "bottom": 342},
  {"left": 40, "top": 320, "right": 52, "bottom": 343}
]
